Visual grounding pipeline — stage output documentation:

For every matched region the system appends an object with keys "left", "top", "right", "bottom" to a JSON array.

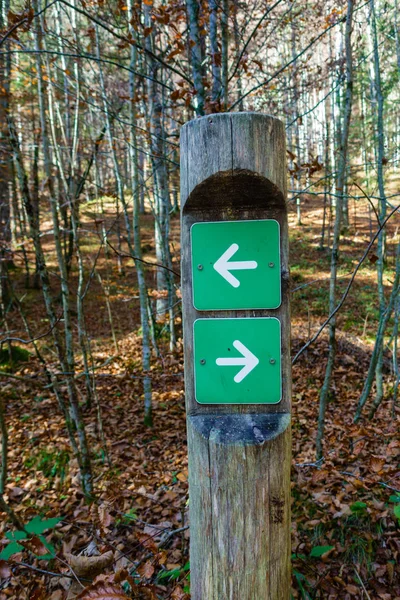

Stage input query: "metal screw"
[
  {"left": 269, "top": 358, "right": 276, "bottom": 365},
  {"left": 268, "top": 262, "right": 275, "bottom": 268},
  {"left": 200, "top": 359, "right": 206, "bottom": 365},
  {"left": 198, "top": 264, "right": 203, "bottom": 270}
]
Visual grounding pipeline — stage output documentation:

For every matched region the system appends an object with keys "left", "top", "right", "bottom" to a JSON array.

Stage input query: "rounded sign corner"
[
  {"left": 190, "top": 222, "right": 200, "bottom": 233},
  {"left": 270, "top": 315, "right": 282, "bottom": 324},
  {"left": 269, "top": 393, "right": 283, "bottom": 405},
  {"left": 192, "top": 300, "right": 205, "bottom": 312}
]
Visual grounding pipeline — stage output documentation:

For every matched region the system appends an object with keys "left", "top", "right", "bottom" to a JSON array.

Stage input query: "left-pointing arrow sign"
[
  {"left": 216, "top": 339, "right": 259, "bottom": 383},
  {"left": 213, "top": 243, "right": 258, "bottom": 288}
]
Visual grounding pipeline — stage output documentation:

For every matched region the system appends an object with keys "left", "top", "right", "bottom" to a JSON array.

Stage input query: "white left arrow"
[
  {"left": 216, "top": 340, "right": 259, "bottom": 383},
  {"left": 213, "top": 243, "right": 258, "bottom": 288}
]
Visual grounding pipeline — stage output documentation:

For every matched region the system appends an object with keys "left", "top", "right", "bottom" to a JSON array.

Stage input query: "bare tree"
[{"left": 316, "top": 0, "right": 355, "bottom": 460}]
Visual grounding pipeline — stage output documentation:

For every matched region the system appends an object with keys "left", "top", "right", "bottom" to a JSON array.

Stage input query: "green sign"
[
  {"left": 193, "top": 318, "right": 281, "bottom": 404},
  {"left": 191, "top": 219, "right": 281, "bottom": 311}
]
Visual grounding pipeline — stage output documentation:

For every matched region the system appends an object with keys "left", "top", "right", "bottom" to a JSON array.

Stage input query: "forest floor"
[{"left": 0, "top": 195, "right": 399, "bottom": 599}]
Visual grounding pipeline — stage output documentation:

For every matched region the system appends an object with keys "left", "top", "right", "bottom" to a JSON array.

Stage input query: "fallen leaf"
[
  {"left": 136, "top": 532, "right": 158, "bottom": 554},
  {"left": 0, "top": 561, "right": 11, "bottom": 578},
  {"left": 30, "top": 585, "right": 47, "bottom": 600},
  {"left": 77, "top": 580, "right": 129, "bottom": 599},
  {"left": 370, "top": 456, "right": 385, "bottom": 473},
  {"left": 20, "top": 536, "right": 49, "bottom": 556},
  {"left": 67, "top": 551, "right": 114, "bottom": 579},
  {"left": 138, "top": 560, "right": 155, "bottom": 579},
  {"left": 99, "top": 505, "right": 113, "bottom": 531},
  {"left": 171, "top": 586, "right": 186, "bottom": 599},
  {"left": 7, "top": 487, "right": 25, "bottom": 499}
]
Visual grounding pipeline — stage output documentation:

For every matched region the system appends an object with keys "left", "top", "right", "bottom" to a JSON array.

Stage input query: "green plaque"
[
  {"left": 191, "top": 219, "right": 281, "bottom": 311},
  {"left": 193, "top": 317, "right": 281, "bottom": 404}
]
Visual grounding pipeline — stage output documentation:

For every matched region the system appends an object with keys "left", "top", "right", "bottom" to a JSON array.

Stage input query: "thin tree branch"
[
  {"left": 351, "top": 180, "right": 381, "bottom": 225},
  {"left": 292, "top": 204, "right": 400, "bottom": 364},
  {"left": 0, "top": 0, "right": 58, "bottom": 47},
  {"left": 0, "top": 48, "right": 174, "bottom": 91},
  {"left": 0, "top": 313, "right": 63, "bottom": 346},
  {"left": 0, "top": 372, "right": 41, "bottom": 383},
  {"left": 229, "top": 0, "right": 371, "bottom": 109},
  {"left": 57, "top": 0, "right": 193, "bottom": 84},
  {"left": 106, "top": 241, "right": 180, "bottom": 278},
  {"left": 354, "top": 567, "right": 372, "bottom": 600},
  {"left": 229, "top": 0, "right": 284, "bottom": 82},
  {"left": 229, "top": 16, "right": 346, "bottom": 109}
]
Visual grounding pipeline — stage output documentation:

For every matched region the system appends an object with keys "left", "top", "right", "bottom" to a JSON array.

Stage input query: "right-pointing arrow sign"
[
  {"left": 216, "top": 339, "right": 260, "bottom": 383},
  {"left": 213, "top": 243, "right": 258, "bottom": 288}
]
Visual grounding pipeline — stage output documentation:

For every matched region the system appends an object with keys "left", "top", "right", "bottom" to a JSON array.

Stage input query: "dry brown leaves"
[
  {"left": 67, "top": 551, "right": 114, "bottom": 580},
  {"left": 76, "top": 580, "right": 129, "bottom": 600}
]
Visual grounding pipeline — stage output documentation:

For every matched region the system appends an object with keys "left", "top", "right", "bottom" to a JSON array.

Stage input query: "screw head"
[
  {"left": 197, "top": 264, "right": 203, "bottom": 271},
  {"left": 268, "top": 262, "right": 275, "bottom": 268},
  {"left": 200, "top": 359, "right": 206, "bottom": 365},
  {"left": 270, "top": 358, "right": 276, "bottom": 365}
]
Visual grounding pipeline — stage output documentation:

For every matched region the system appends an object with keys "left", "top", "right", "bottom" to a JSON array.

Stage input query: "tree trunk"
[
  {"left": 0, "top": 0, "right": 12, "bottom": 311},
  {"left": 186, "top": 0, "right": 205, "bottom": 115},
  {"left": 143, "top": 4, "right": 176, "bottom": 347},
  {"left": 221, "top": 0, "right": 229, "bottom": 108},
  {"left": 128, "top": 0, "right": 153, "bottom": 427},
  {"left": 209, "top": 0, "right": 222, "bottom": 108},
  {"left": 316, "top": 0, "right": 354, "bottom": 460},
  {"left": 369, "top": 0, "right": 387, "bottom": 409},
  {"left": 31, "top": 0, "right": 93, "bottom": 496},
  {"left": 355, "top": 241, "right": 400, "bottom": 421}
]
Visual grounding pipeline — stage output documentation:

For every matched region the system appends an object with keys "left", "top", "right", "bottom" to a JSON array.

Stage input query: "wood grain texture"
[{"left": 180, "top": 113, "right": 291, "bottom": 599}]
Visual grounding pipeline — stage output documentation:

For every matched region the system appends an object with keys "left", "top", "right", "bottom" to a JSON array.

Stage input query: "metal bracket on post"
[{"left": 180, "top": 113, "right": 291, "bottom": 600}]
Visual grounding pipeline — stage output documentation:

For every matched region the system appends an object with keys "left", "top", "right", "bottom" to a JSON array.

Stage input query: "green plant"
[
  {"left": 309, "top": 545, "right": 334, "bottom": 558},
  {"left": 155, "top": 561, "right": 190, "bottom": 584},
  {"left": 116, "top": 508, "right": 138, "bottom": 526},
  {"left": 344, "top": 535, "right": 369, "bottom": 565},
  {"left": 24, "top": 448, "right": 70, "bottom": 482},
  {"left": 390, "top": 495, "right": 400, "bottom": 525},
  {"left": 293, "top": 570, "right": 313, "bottom": 599},
  {"left": 333, "top": 502, "right": 376, "bottom": 568},
  {"left": 0, "top": 515, "right": 63, "bottom": 561},
  {"left": 350, "top": 501, "right": 367, "bottom": 516}
]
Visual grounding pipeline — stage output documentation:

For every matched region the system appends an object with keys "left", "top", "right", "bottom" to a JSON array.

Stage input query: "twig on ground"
[
  {"left": 12, "top": 561, "right": 91, "bottom": 582},
  {"left": 0, "top": 372, "right": 42, "bottom": 384},
  {"left": 354, "top": 566, "right": 372, "bottom": 600},
  {"left": 340, "top": 471, "right": 400, "bottom": 494}
]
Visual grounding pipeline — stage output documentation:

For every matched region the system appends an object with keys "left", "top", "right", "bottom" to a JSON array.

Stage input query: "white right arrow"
[
  {"left": 216, "top": 340, "right": 259, "bottom": 383},
  {"left": 213, "top": 243, "right": 258, "bottom": 288}
]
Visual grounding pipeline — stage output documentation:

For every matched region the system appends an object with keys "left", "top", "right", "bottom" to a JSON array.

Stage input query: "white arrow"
[
  {"left": 216, "top": 340, "right": 259, "bottom": 383},
  {"left": 213, "top": 243, "right": 258, "bottom": 288}
]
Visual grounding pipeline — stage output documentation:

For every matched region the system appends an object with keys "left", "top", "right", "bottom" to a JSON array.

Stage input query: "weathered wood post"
[{"left": 180, "top": 113, "right": 291, "bottom": 599}]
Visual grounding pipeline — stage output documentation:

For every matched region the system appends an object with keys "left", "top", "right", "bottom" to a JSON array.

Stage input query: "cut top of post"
[{"left": 180, "top": 112, "right": 287, "bottom": 213}]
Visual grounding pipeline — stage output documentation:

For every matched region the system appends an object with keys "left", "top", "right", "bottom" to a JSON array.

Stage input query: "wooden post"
[{"left": 180, "top": 113, "right": 291, "bottom": 599}]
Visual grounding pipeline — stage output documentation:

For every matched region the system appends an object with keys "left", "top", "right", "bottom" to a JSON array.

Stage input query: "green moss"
[{"left": 0, "top": 345, "right": 31, "bottom": 371}]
